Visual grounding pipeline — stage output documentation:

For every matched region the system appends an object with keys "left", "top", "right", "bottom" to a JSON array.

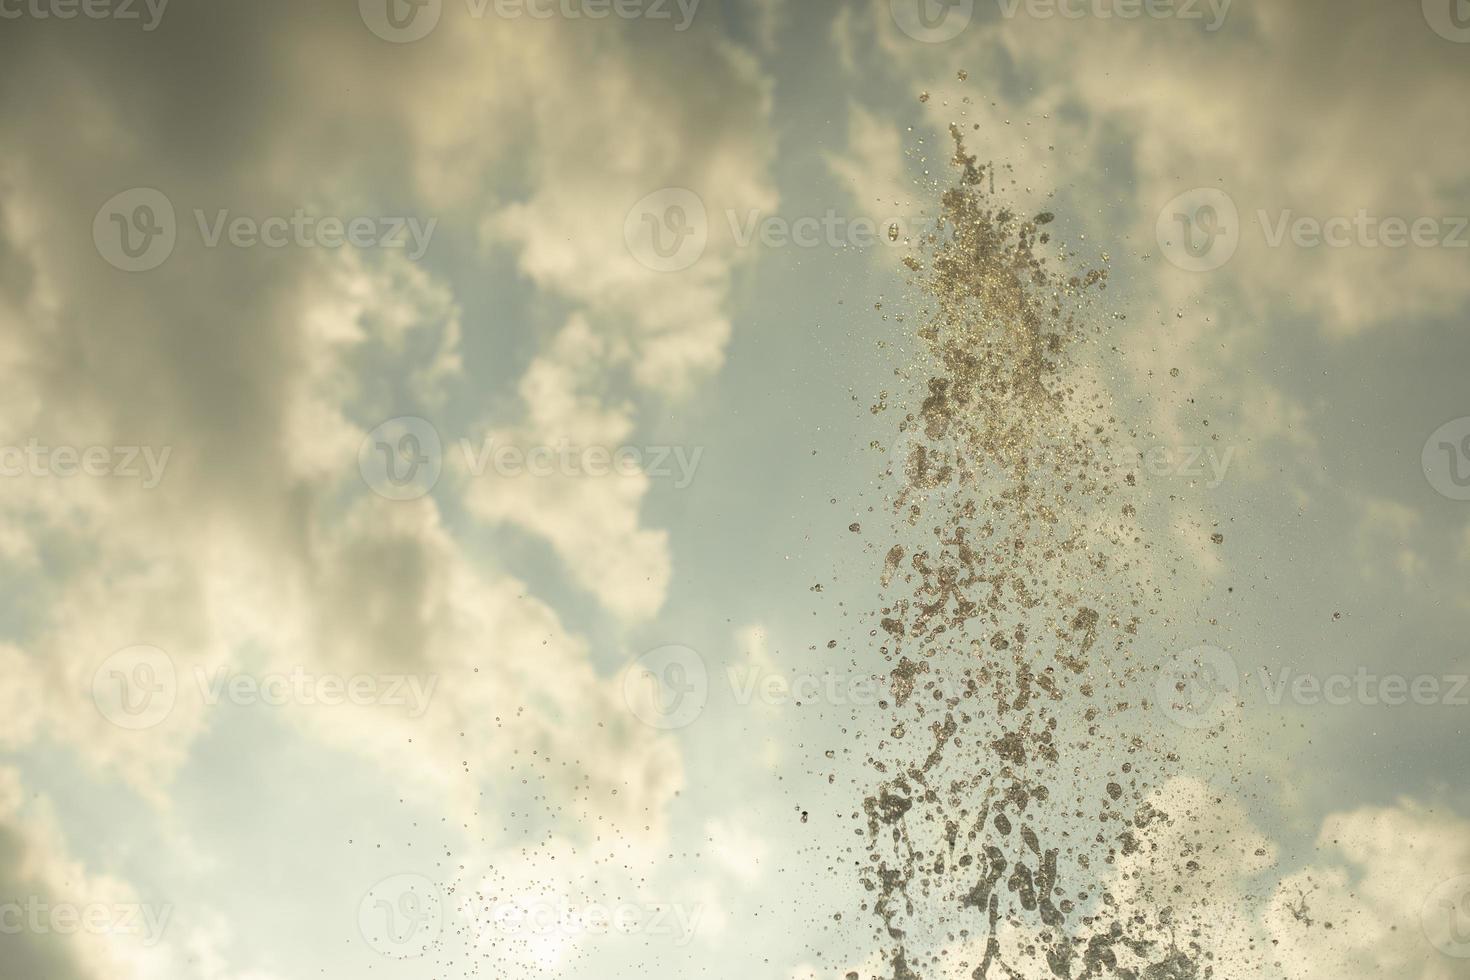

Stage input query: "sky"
[{"left": 0, "top": 0, "right": 1469, "bottom": 977}]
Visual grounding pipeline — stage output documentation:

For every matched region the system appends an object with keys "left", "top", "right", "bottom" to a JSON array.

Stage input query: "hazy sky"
[{"left": 0, "top": 0, "right": 1468, "bottom": 977}]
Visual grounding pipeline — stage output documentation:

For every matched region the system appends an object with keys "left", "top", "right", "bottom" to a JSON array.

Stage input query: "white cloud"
[
  {"left": 0, "top": 766, "right": 289, "bottom": 980},
  {"left": 460, "top": 315, "right": 672, "bottom": 621},
  {"left": 0, "top": 9, "right": 757, "bottom": 842}
]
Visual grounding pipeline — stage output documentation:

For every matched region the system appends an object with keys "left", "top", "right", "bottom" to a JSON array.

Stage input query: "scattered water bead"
[{"left": 851, "top": 125, "right": 1216, "bottom": 980}]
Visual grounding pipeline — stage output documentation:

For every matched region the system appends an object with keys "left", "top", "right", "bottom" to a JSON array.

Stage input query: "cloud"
[
  {"left": 475, "top": 24, "right": 779, "bottom": 394},
  {"left": 1097, "top": 779, "right": 1470, "bottom": 980},
  {"left": 869, "top": 0, "right": 1470, "bottom": 337},
  {"left": 1348, "top": 491, "right": 1427, "bottom": 586},
  {"left": 750, "top": 0, "right": 786, "bottom": 53},
  {"left": 0, "top": 767, "right": 292, "bottom": 980},
  {"left": 460, "top": 315, "right": 672, "bottom": 621},
  {"left": 1265, "top": 799, "right": 1470, "bottom": 980},
  {"left": 853, "top": 0, "right": 1470, "bottom": 505},
  {"left": 820, "top": 777, "right": 1470, "bottom": 980},
  {"left": 0, "top": 1, "right": 777, "bottom": 841},
  {"left": 825, "top": 101, "right": 922, "bottom": 230}
]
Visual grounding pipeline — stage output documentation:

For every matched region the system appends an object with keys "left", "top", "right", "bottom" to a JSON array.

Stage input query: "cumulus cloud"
[
  {"left": 0, "top": 0, "right": 775, "bottom": 857},
  {"left": 851, "top": 0, "right": 1469, "bottom": 496},
  {"left": 460, "top": 315, "right": 673, "bottom": 621},
  {"left": 0, "top": 766, "right": 289, "bottom": 980},
  {"left": 868, "top": 0, "right": 1470, "bottom": 331},
  {"left": 475, "top": 22, "right": 778, "bottom": 394},
  {"left": 812, "top": 778, "right": 1470, "bottom": 980}
]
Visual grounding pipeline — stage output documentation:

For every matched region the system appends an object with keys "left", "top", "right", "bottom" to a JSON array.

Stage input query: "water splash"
[{"left": 855, "top": 123, "right": 1217, "bottom": 980}]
